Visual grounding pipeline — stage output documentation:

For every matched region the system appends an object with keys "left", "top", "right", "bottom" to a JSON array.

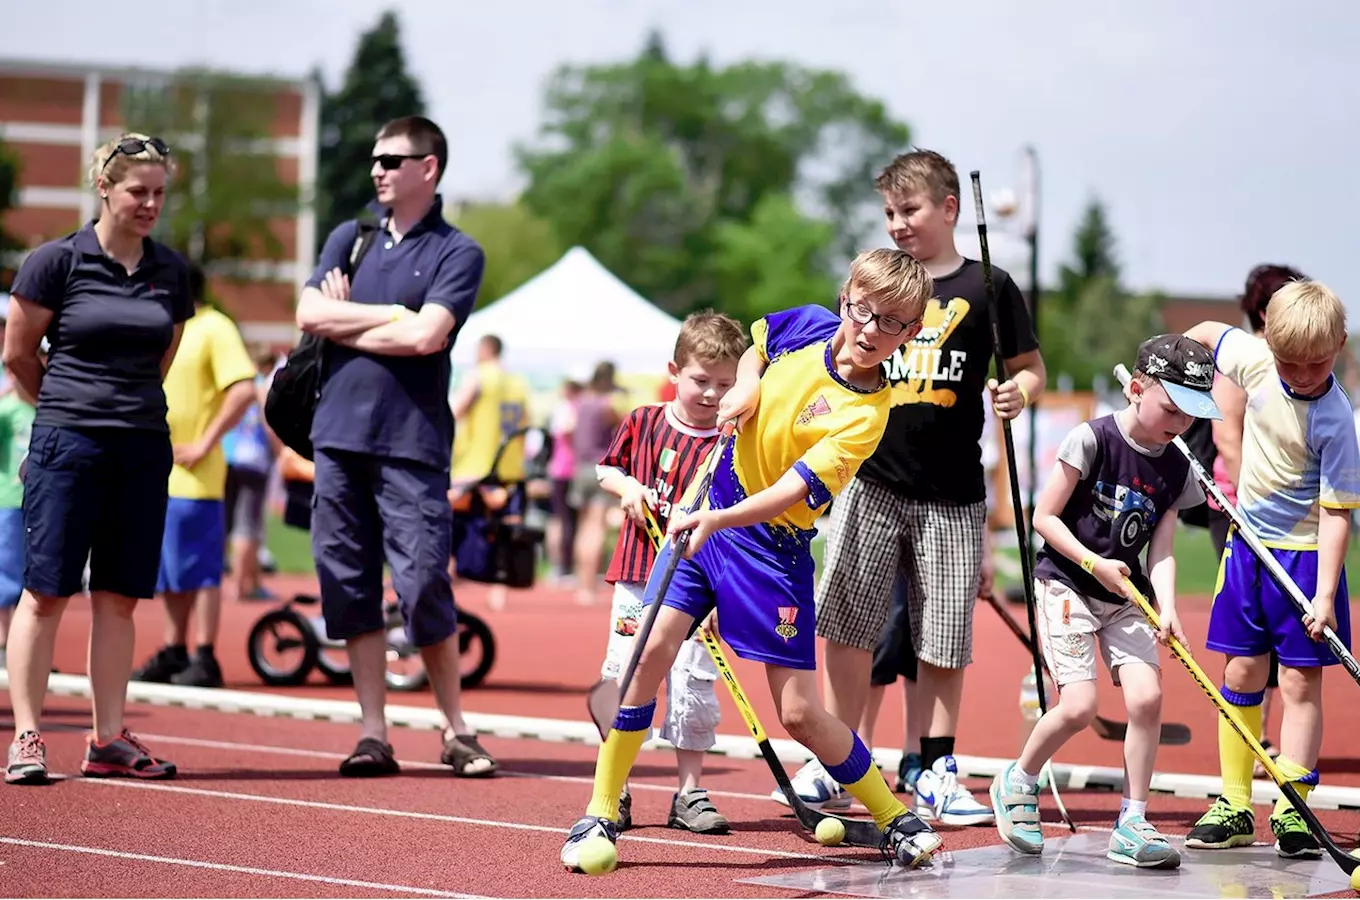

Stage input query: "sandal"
[
  {"left": 440, "top": 732, "right": 499, "bottom": 778},
  {"left": 339, "top": 737, "right": 400, "bottom": 778}
]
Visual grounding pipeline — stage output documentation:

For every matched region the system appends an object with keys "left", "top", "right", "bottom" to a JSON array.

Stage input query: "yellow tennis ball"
[
  {"left": 1349, "top": 863, "right": 1360, "bottom": 892},
  {"left": 815, "top": 817, "right": 846, "bottom": 847},
  {"left": 576, "top": 836, "right": 618, "bottom": 876}
]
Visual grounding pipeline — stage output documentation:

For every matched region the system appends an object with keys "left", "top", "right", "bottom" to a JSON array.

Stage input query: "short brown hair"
[
  {"left": 376, "top": 116, "right": 448, "bottom": 179},
  {"left": 840, "top": 248, "right": 934, "bottom": 319},
  {"left": 874, "top": 149, "right": 959, "bottom": 206},
  {"left": 1242, "top": 264, "right": 1307, "bottom": 333},
  {"left": 674, "top": 310, "right": 747, "bottom": 368}
]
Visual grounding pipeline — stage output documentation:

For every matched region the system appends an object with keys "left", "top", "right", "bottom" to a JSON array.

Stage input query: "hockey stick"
[
  {"left": 586, "top": 422, "right": 735, "bottom": 738},
  {"left": 1113, "top": 363, "right": 1360, "bottom": 688},
  {"left": 1122, "top": 577, "right": 1358, "bottom": 876},
  {"left": 983, "top": 590, "right": 1192, "bottom": 745},
  {"left": 636, "top": 507, "right": 890, "bottom": 849}
]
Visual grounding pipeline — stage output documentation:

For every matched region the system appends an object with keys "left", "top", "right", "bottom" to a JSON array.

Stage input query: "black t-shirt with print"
[{"left": 856, "top": 258, "right": 1038, "bottom": 505}]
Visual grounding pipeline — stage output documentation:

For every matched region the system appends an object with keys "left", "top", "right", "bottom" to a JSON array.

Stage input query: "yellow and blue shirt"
[{"left": 1215, "top": 327, "right": 1360, "bottom": 549}]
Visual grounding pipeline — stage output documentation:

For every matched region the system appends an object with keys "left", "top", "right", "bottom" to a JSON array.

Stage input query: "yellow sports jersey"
[
  {"left": 451, "top": 361, "right": 531, "bottom": 483},
  {"left": 164, "top": 306, "right": 257, "bottom": 500},
  {"left": 1215, "top": 327, "right": 1360, "bottom": 548},
  {"left": 697, "top": 305, "right": 890, "bottom": 540}
]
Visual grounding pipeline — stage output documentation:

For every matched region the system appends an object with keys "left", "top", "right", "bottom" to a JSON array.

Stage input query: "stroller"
[{"left": 449, "top": 426, "right": 545, "bottom": 590}]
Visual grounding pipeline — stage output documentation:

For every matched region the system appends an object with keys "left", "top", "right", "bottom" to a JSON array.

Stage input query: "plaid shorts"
[{"left": 814, "top": 477, "right": 985, "bottom": 668}]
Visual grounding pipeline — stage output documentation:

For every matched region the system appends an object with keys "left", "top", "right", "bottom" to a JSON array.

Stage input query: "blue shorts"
[
  {"left": 23, "top": 425, "right": 172, "bottom": 600},
  {"left": 645, "top": 526, "right": 816, "bottom": 669},
  {"left": 0, "top": 507, "right": 24, "bottom": 608},
  {"left": 156, "top": 499, "right": 226, "bottom": 593},
  {"left": 312, "top": 448, "right": 457, "bottom": 648},
  {"left": 1207, "top": 529, "right": 1352, "bottom": 668}
]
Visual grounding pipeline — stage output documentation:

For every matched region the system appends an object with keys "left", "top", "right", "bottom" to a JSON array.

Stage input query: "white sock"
[
  {"left": 1118, "top": 798, "right": 1147, "bottom": 826},
  {"left": 1009, "top": 763, "right": 1039, "bottom": 790}
]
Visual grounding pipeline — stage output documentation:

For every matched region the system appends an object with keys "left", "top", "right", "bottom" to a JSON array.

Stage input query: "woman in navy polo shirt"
[{"left": 2, "top": 133, "right": 193, "bottom": 785}]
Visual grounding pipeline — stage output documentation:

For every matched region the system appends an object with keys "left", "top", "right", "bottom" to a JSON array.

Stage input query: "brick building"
[{"left": 0, "top": 58, "right": 320, "bottom": 346}]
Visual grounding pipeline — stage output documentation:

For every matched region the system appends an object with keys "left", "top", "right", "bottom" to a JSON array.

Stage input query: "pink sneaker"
[
  {"left": 80, "top": 729, "right": 176, "bottom": 779},
  {"left": 6, "top": 730, "right": 50, "bottom": 785}
]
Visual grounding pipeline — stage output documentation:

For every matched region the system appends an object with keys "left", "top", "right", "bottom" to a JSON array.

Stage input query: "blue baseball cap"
[{"left": 1136, "top": 334, "right": 1221, "bottom": 420}]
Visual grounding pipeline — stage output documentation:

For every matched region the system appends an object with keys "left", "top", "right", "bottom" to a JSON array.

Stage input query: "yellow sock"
[
  {"left": 824, "top": 732, "right": 908, "bottom": 830},
  {"left": 585, "top": 701, "right": 654, "bottom": 822},
  {"left": 1219, "top": 698, "right": 1262, "bottom": 809},
  {"left": 1270, "top": 756, "right": 1317, "bottom": 818}
]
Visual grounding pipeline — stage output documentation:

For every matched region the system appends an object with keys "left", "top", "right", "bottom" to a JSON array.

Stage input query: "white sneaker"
[
  {"left": 913, "top": 755, "right": 995, "bottom": 826},
  {"left": 770, "top": 759, "right": 852, "bottom": 810}
]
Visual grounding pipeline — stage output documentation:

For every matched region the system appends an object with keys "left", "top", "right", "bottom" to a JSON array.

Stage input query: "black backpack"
[{"left": 265, "top": 222, "right": 379, "bottom": 460}]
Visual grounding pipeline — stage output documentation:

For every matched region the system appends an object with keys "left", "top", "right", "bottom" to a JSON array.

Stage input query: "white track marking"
[
  {"left": 76, "top": 779, "right": 831, "bottom": 862},
  {"left": 0, "top": 836, "right": 482, "bottom": 897}
]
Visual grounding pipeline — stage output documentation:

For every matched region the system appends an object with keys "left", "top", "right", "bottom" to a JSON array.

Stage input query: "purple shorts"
[
  {"left": 644, "top": 525, "right": 816, "bottom": 669},
  {"left": 1206, "top": 530, "right": 1351, "bottom": 668}
]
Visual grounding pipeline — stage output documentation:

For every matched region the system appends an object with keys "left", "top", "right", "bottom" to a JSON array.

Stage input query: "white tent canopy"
[{"left": 450, "top": 247, "right": 683, "bottom": 384}]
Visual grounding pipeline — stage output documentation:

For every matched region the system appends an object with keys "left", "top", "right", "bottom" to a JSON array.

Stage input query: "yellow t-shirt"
[
  {"left": 164, "top": 306, "right": 257, "bottom": 500},
  {"left": 451, "top": 361, "right": 531, "bottom": 483}
]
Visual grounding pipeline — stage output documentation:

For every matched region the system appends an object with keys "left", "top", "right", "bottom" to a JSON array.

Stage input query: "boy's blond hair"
[
  {"left": 874, "top": 149, "right": 959, "bottom": 205},
  {"left": 840, "top": 248, "right": 934, "bottom": 319},
  {"left": 1265, "top": 280, "right": 1347, "bottom": 359},
  {"left": 674, "top": 309, "right": 747, "bottom": 367}
]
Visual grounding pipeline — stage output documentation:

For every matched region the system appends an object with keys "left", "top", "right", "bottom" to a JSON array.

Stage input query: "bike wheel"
[
  {"left": 457, "top": 610, "right": 497, "bottom": 689},
  {"left": 247, "top": 608, "right": 319, "bottom": 687}
]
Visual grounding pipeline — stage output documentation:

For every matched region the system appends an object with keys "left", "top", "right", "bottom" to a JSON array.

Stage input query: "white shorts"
[
  {"left": 1036, "top": 579, "right": 1160, "bottom": 687},
  {"left": 602, "top": 581, "right": 721, "bottom": 751}
]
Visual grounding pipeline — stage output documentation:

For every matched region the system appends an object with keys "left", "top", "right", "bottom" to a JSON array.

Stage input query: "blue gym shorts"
[
  {"left": 311, "top": 448, "right": 457, "bottom": 648},
  {"left": 644, "top": 524, "right": 817, "bottom": 669},
  {"left": 156, "top": 498, "right": 227, "bottom": 594},
  {"left": 0, "top": 507, "right": 24, "bottom": 608},
  {"left": 22, "top": 425, "right": 172, "bottom": 600}
]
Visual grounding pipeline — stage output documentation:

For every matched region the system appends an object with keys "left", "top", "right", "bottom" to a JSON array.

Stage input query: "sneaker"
[
  {"left": 1270, "top": 806, "right": 1321, "bottom": 858},
  {"left": 131, "top": 645, "right": 190, "bottom": 683},
  {"left": 80, "top": 730, "right": 177, "bottom": 779},
  {"left": 169, "top": 651, "right": 224, "bottom": 688},
  {"left": 771, "top": 759, "right": 851, "bottom": 811},
  {"left": 1185, "top": 796, "right": 1256, "bottom": 849},
  {"left": 882, "top": 811, "right": 943, "bottom": 868},
  {"left": 990, "top": 762, "right": 1043, "bottom": 854},
  {"left": 560, "top": 815, "right": 621, "bottom": 872},
  {"left": 1108, "top": 814, "right": 1181, "bottom": 868},
  {"left": 668, "top": 787, "right": 730, "bottom": 835},
  {"left": 617, "top": 789, "right": 633, "bottom": 831},
  {"left": 895, "top": 752, "right": 923, "bottom": 794},
  {"left": 5, "top": 731, "right": 50, "bottom": 785},
  {"left": 913, "top": 755, "right": 995, "bottom": 826}
]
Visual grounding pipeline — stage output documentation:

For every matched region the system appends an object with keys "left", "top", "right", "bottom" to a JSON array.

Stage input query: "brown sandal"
[
  {"left": 339, "top": 737, "right": 400, "bottom": 777},
  {"left": 440, "top": 733, "right": 498, "bottom": 778}
]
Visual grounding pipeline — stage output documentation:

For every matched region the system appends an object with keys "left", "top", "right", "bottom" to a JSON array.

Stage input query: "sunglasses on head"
[
  {"left": 371, "top": 153, "right": 429, "bottom": 171},
  {"left": 102, "top": 136, "right": 171, "bottom": 175}
]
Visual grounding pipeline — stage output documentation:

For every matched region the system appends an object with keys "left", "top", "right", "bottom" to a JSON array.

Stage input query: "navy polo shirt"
[
  {"left": 308, "top": 196, "right": 484, "bottom": 471},
  {"left": 10, "top": 222, "right": 194, "bottom": 432}
]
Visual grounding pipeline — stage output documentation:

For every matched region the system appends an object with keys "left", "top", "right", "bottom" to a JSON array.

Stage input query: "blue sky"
[{"left": 5, "top": 0, "right": 1357, "bottom": 316}]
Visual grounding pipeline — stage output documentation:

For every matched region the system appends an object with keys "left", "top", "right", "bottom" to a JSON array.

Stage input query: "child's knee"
[
  {"left": 778, "top": 698, "right": 818, "bottom": 743},
  {"left": 1116, "top": 663, "right": 1163, "bottom": 723},
  {"left": 1053, "top": 680, "right": 1099, "bottom": 725},
  {"left": 1277, "top": 664, "right": 1322, "bottom": 704},
  {"left": 1223, "top": 654, "right": 1271, "bottom": 693}
]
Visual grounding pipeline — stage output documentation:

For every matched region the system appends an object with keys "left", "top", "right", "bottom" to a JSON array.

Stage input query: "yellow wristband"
[
  {"left": 1081, "top": 554, "right": 1097, "bottom": 574},
  {"left": 1017, "top": 382, "right": 1031, "bottom": 409},
  {"left": 390, "top": 304, "right": 406, "bottom": 322}
]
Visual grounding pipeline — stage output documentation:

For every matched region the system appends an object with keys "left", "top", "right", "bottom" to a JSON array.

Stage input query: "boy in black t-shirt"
[{"left": 990, "top": 334, "right": 1218, "bottom": 868}]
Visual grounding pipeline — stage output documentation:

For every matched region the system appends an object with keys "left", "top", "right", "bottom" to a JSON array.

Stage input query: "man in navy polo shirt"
[{"left": 296, "top": 115, "right": 496, "bottom": 779}]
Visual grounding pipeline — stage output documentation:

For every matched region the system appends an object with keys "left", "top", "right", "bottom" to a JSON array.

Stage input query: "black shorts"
[
  {"left": 871, "top": 576, "right": 918, "bottom": 686},
  {"left": 23, "top": 425, "right": 172, "bottom": 599}
]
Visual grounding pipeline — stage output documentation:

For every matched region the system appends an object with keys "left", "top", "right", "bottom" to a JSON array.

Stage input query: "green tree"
[
  {"left": 515, "top": 32, "right": 908, "bottom": 319},
  {"left": 1039, "top": 199, "right": 1162, "bottom": 388},
  {"left": 448, "top": 200, "right": 565, "bottom": 309},
  {"left": 316, "top": 11, "right": 426, "bottom": 241},
  {"left": 0, "top": 139, "right": 21, "bottom": 251}
]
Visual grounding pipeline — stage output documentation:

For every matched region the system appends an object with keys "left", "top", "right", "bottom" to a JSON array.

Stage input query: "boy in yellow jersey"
[
  {"left": 451, "top": 334, "right": 530, "bottom": 487},
  {"left": 133, "top": 264, "right": 257, "bottom": 688},
  {"left": 560, "top": 249, "right": 943, "bottom": 871},
  {"left": 1184, "top": 280, "right": 1360, "bottom": 858}
]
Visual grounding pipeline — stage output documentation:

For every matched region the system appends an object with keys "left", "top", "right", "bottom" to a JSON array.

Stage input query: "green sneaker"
[
  {"left": 1270, "top": 806, "right": 1321, "bottom": 859},
  {"left": 1185, "top": 796, "right": 1256, "bottom": 849},
  {"left": 990, "top": 762, "right": 1043, "bottom": 855}
]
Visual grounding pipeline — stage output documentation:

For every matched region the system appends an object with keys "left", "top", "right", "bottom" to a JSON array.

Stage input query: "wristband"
[
  {"left": 1080, "top": 554, "right": 1097, "bottom": 574},
  {"left": 1017, "top": 382, "right": 1031, "bottom": 409},
  {"left": 390, "top": 304, "right": 406, "bottom": 322}
]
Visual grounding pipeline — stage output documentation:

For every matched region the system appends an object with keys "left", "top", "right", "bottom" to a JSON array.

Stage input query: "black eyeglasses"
[
  {"left": 842, "top": 297, "right": 920, "bottom": 336},
  {"left": 371, "top": 153, "right": 429, "bottom": 171},
  {"left": 101, "top": 136, "right": 171, "bottom": 175}
]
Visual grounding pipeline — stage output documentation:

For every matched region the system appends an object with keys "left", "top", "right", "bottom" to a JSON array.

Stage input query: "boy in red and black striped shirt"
[{"left": 595, "top": 310, "right": 746, "bottom": 835}]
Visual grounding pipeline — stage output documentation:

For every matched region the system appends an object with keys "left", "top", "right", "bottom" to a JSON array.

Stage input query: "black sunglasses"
[
  {"left": 101, "top": 136, "right": 171, "bottom": 175},
  {"left": 371, "top": 153, "right": 430, "bottom": 171},
  {"left": 841, "top": 296, "right": 921, "bottom": 337}
]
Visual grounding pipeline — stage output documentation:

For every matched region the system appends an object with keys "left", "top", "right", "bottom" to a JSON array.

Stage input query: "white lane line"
[
  {"left": 0, "top": 836, "right": 483, "bottom": 898},
  {"left": 75, "top": 778, "right": 830, "bottom": 862}
]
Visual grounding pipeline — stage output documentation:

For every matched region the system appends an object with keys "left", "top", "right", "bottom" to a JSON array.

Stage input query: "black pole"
[{"left": 1023, "top": 147, "right": 1040, "bottom": 565}]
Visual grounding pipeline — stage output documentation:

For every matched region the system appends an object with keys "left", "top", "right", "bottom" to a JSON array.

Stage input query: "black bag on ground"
[{"left": 265, "top": 222, "right": 379, "bottom": 460}]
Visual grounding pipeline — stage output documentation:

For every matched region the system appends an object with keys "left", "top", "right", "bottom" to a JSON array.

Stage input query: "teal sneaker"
[
  {"left": 990, "top": 762, "right": 1043, "bottom": 854},
  {"left": 1108, "top": 814, "right": 1181, "bottom": 868}
]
